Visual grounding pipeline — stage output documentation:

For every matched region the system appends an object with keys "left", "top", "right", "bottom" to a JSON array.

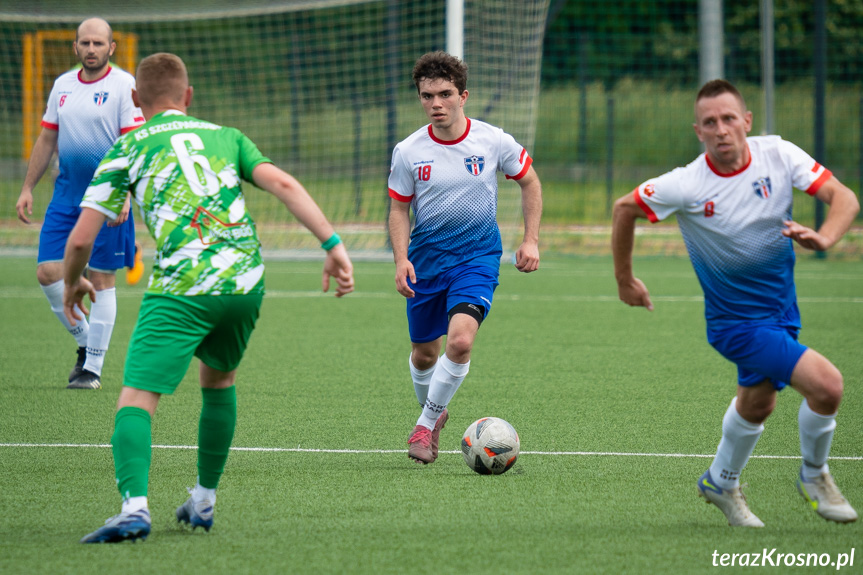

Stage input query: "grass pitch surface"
[{"left": 1, "top": 255, "right": 861, "bottom": 574}]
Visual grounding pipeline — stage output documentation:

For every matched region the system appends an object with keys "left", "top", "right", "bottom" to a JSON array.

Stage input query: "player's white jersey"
[
  {"left": 41, "top": 66, "right": 144, "bottom": 207},
  {"left": 634, "top": 135, "right": 832, "bottom": 326},
  {"left": 388, "top": 118, "right": 532, "bottom": 279}
]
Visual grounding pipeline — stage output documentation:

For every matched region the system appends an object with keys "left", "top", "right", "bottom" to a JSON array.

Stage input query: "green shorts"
[{"left": 123, "top": 292, "right": 263, "bottom": 394}]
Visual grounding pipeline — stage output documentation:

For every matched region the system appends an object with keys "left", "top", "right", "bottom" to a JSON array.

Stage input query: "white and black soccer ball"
[{"left": 461, "top": 417, "right": 520, "bottom": 475}]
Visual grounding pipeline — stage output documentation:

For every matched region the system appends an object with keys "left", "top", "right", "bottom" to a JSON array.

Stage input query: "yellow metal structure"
[{"left": 22, "top": 30, "right": 138, "bottom": 160}]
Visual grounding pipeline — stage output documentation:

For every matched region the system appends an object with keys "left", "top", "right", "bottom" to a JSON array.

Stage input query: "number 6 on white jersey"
[{"left": 171, "top": 133, "right": 220, "bottom": 197}]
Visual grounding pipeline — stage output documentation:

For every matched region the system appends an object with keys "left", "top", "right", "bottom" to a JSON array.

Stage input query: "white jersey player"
[
  {"left": 389, "top": 117, "right": 531, "bottom": 279},
  {"left": 612, "top": 79, "right": 859, "bottom": 527},
  {"left": 42, "top": 65, "right": 142, "bottom": 208},
  {"left": 16, "top": 18, "right": 144, "bottom": 390},
  {"left": 634, "top": 135, "right": 832, "bottom": 325},
  {"left": 388, "top": 51, "right": 542, "bottom": 465}
]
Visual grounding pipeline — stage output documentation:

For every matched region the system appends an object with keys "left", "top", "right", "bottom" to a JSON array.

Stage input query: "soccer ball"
[{"left": 461, "top": 417, "right": 520, "bottom": 475}]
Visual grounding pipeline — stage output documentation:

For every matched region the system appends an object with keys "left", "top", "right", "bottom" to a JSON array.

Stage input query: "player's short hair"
[
  {"left": 76, "top": 18, "right": 113, "bottom": 43},
  {"left": 412, "top": 51, "right": 468, "bottom": 94},
  {"left": 136, "top": 53, "right": 188, "bottom": 107},
  {"left": 696, "top": 79, "right": 747, "bottom": 111}
]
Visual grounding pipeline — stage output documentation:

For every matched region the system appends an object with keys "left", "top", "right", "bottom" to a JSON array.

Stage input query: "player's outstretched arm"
[
  {"left": 782, "top": 176, "right": 860, "bottom": 251},
  {"left": 514, "top": 166, "right": 542, "bottom": 273},
  {"left": 387, "top": 198, "right": 416, "bottom": 298},
  {"left": 63, "top": 208, "right": 107, "bottom": 324},
  {"left": 252, "top": 162, "right": 354, "bottom": 297},
  {"left": 16, "top": 128, "right": 59, "bottom": 224},
  {"left": 612, "top": 192, "right": 653, "bottom": 311}
]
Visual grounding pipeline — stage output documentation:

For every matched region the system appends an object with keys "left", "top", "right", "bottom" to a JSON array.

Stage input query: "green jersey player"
[{"left": 63, "top": 52, "right": 354, "bottom": 543}]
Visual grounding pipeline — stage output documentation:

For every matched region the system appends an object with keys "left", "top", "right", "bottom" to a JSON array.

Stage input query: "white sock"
[
  {"left": 121, "top": 496, "right": 148, "bottom": 514},
  {"left": 409, "top": 354, "right": 436, "bottom": 407},
  {"left": 41, "top": 279, "right": 89, "bottom": 346},
  {"left": 709, "top": 397, "right": 764, "bottom": 490},
  {"left": 84, "top": 287, "right": 117, "bottom": 376},
  {"left": 799, "top": 399, "right": 836, "bottom": 481},
  {"left": 417, "top": 354, "right": 469, "bottom": 430},
  {"left": 193, "top": 479, "right": 217, "bottom": 504}
]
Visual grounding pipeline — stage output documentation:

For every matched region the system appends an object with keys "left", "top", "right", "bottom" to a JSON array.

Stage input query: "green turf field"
[{"left": 1, "top": 254, "right": 861, "bottom": 573}]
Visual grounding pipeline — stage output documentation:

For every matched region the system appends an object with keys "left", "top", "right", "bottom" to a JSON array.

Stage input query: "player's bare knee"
[
  {"left": 795, "top": 356, "right": 844, "bottom": 413},
  {"left": 36, "top": 264, "right": 61, "bottom": 286},
  {"left": 825, "top": 365, "right": 843, "bottom": 397},
  {"left": 445, "top": 334, "right": 474, "bottom": 360},
  {"left": 737, "top": 391, "right": 776, "bottom": 424},
  {"left": 411, "top": 340, "right": 441, "bottom": 369},
  {"left": 809, "top": 373, "right": 843, "bottom": 414},
  {"left": 414, "top": 357, "right": 436, "bottom": 371},
  {"left": 754, "top": 403, "right": 775, "bottom": 423},
  {"left": 739, "top": 401, "right": 774, "bottom": 424},
  {"left": 412, "top": 349, "right": 438, "bottom": 369},
  {"left": 445, "top": 303, "right": 484, "bottom": 359},
  {"left": 36, "top": 268, "right": 52, "bottom": 286},
  {"left": 89, "top": 270, "right": 117, "bottom": 291}
]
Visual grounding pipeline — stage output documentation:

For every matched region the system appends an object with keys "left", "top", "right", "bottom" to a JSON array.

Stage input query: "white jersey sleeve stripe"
[
  {"left": 389, "top": 187, "right": 412, "bottom": 203},
  {"left": 805, "top": 164, "right": 832, "bottom": 196},
  {"left": 633, "top": 187, "right": 659, "bottom": 223},
  {"left": 505, "top": 153, "right": 533, "bottom": 180}
]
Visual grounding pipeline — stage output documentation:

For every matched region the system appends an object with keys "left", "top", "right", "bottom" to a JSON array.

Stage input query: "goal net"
[{"left": 0, "top": 0, "right": 549, "bottom": 258}]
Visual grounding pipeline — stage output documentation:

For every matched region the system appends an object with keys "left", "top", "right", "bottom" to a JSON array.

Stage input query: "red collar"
[
  {"left": 427, "top": 118, "right": 471, "bottom": 145},
  {"left": 77, "top": 66, "right": 112, "bottom": 84},
  {"left": 705, "top": 144, "right": 751, "bottom": 177}
]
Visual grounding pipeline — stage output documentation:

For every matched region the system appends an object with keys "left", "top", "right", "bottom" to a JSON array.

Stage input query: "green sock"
[
  {"left": 112, "top": 406, "right": 152, "bottom": 500},
  {"left": 198, "top": 386, "right": 237, "bottom": 489}
]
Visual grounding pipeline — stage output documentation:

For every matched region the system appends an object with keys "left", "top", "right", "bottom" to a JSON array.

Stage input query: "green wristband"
[{"left": 321, "top": 233, "right": 341, "bottom": 251}]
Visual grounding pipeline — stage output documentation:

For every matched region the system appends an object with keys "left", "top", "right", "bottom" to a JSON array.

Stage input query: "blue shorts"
[
  {"left": 38, "top": 202, "right": 135, "bottom": 271},
  {"left": 406, "top": 264, "right": 499, "bottom": 343},
  {"left": 707, "top": 304, "right": 807, "bottom": 391}
]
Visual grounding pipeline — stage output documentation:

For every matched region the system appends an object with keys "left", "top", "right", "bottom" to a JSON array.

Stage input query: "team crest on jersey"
[
  {"left": 464, "top": 155, "right": 485, "bottom": 176},
  {"left": 93, "top": 91, "right": 109, "bottom": 106},
  {"left": 752, "top": 177, "right": 772, "bottom": 199}
]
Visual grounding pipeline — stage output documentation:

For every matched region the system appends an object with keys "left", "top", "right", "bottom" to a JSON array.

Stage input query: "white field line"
[{"left": 0, "top": 443, "right": 861, "bottom": 460}]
